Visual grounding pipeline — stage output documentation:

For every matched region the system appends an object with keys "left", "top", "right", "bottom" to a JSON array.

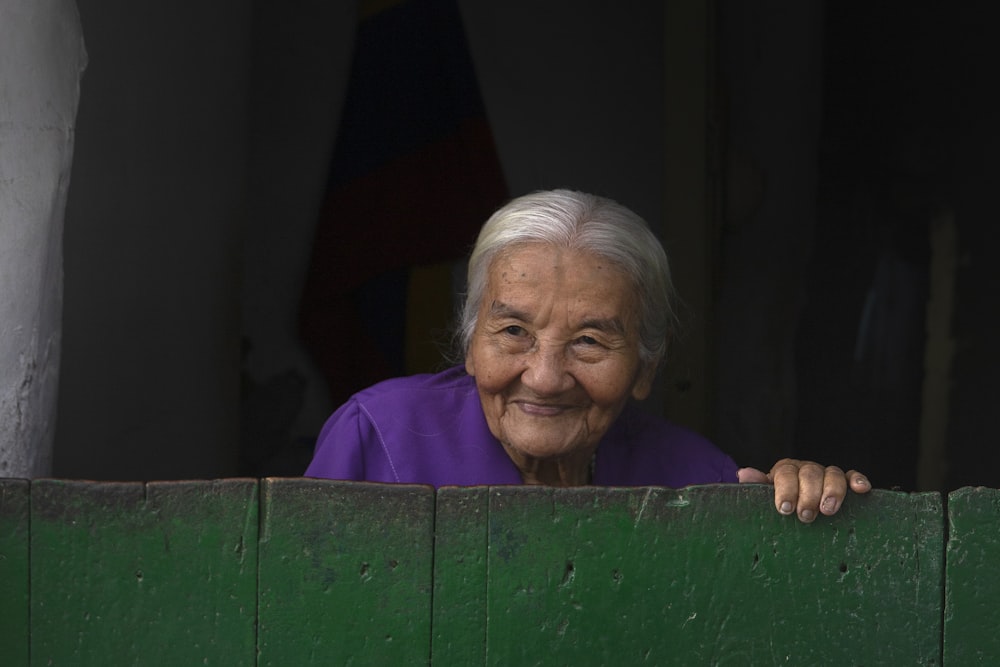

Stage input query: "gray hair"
[{"left": 457, "top": 189, "right": 678, "bottom": 368}]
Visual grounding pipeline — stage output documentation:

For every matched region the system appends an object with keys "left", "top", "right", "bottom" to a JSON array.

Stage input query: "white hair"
[{"left": 457, "top": 189, "right": 678, "bottom": 368}]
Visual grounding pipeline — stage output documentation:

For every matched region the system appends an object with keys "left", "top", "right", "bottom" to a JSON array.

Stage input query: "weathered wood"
[
  {"left": 29, "top": 478, "right": 258, "bottom": 665},
  {"left": 431, "top": 486, "right": 489, "bottom": 666},
  {"left": 0, "top": 479, "right": 29, "bottom": 664},
  {"left": 257, "top": 478, "right": 435, "bottom": 665},
  {"left": 944, "top": 486, "right": 1000, "bottom": 664},
  {"left": 1, "top": 478, "right": 962, "bottom": 665},
  {"left": 482, "top": 484, "right": 942, "bottom": 666}
]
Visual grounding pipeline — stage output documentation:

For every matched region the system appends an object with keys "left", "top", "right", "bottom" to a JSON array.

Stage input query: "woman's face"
[{"left": 465, "top": 244, "right": 655, "bottom": 468}]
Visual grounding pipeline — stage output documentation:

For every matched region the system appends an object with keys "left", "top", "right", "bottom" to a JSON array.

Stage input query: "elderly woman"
[{"left": 305, "top": 189, "right": 870, "bottom": 522}]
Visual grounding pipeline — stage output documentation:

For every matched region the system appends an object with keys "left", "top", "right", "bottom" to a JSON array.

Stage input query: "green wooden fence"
[{"left": 0, "top": 478, "right": 996, "bottom": 665}]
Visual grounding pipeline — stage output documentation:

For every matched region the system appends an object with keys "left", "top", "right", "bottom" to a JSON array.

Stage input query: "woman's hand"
[{"left": 737, "top": 459, "right": 871, "bottom": 523}]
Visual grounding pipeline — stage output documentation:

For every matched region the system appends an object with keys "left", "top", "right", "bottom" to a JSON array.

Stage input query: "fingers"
[
  {"left": 819, "top": 466, "right": 848, "bottom": 516},
  {"left": 755, "top": 459, "right": 871, "bottom": 523},
  {"left": 846, "top": 469, "right": 872, "bottom": 494},
  {"left": 793, "top": 460, "right": 826, "bottom": 523},
  {"left": 770, "top": 459, "right": 821, "bottom": 521},
  {"left": 770, "top": 460, "right": 871, "bottom": 523},
  {"left": 737, "top": 467, "right": 770, "bottom": 484}
]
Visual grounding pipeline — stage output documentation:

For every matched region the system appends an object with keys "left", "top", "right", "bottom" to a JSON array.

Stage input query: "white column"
[{"left": 0, "top": 0, "right": 86, "bottom": 477}]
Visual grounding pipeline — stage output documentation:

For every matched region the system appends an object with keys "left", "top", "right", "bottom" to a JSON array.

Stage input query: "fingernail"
[
  {"left": 822, "top": 496, "right": 837, "bottom": 513},
  {"left": 800, "top": 509, "right": 815, "bottom": 522},
  {"left": 779, "top": 501, "right": 793, "bottom": 515},
  {"left": 856, "top": 476, "right": 871, "bottom": 489}
]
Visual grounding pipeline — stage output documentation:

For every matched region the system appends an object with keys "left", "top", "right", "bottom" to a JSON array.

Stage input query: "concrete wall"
[{"left": 0, "top": 0, "right": 86, "bottom": 477}]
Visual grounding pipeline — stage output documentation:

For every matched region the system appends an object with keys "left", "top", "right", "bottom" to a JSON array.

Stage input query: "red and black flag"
[{"left": 299, "top": 0, "right": 507, "bottom": 405}]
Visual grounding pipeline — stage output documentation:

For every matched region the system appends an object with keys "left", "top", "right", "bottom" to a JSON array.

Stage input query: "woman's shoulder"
[
  {"left": 595, "top": 404, "right": 739, "bottom": 486},
  {"left": 359, "top": 364, "right": 472, "bottom": 390},
  {"left": 614, "top": 404, "right": 717, "bottom": 448},
  {"left": 308, "top": 366, "right": 515, "bottom": 486},
  {"left": 351, "top": 365, "right": 476, "bottom": 407}
]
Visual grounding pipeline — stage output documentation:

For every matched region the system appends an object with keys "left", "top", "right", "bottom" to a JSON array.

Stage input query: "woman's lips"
[{"left": 513, "top": 400, "right": 571, "bottom": 417}]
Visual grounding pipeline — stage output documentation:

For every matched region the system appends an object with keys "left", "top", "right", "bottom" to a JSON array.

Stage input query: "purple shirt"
[{"left": 305, "top": 366, "right": 739, "bottom": 487}]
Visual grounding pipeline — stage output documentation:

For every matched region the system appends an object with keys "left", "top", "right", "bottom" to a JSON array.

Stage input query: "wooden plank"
[
  {"left": 484, "top": 485, "right": 942, "bottom": 666},
  {"left": 431, "top": 486, "right": 489, "bottom": 666},
  {"left": 30, "top": 479, "right": 258, "bottom": 666},
  {"left": 258, "top": 478, "right": 435, "bottom": 665},
  {"left": 0, "top": 479, "right": 29, "bottom": 665},
  {"left": 944, "top": 486, "right": 1000, "bottom": 664}
]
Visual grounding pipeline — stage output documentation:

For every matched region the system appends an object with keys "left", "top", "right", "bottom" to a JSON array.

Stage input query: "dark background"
[{"left": 53, "top": 0, "right": 1000, "bottom": 492}]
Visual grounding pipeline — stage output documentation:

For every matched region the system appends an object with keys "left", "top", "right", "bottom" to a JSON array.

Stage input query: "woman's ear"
[
  {"left": 630, "top": 362, "right": 657, "bottom": 401},
  {"left": 631, "top": 335, "right": 671, "bottom": 400}
]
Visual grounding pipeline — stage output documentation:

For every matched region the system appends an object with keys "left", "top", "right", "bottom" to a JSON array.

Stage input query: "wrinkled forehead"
[
  {"left": 485, "top": 242, "right": 636, "bottom": 289},
  {"left": 482, "top": 243, "right": 641, "bottom": 320}
]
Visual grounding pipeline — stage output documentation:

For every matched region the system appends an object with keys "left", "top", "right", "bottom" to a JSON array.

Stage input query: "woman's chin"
[{"left": 502, "top": 432, "right": 590, "bottom": 462}]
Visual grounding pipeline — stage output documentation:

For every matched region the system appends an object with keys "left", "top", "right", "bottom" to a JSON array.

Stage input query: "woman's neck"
[{"left": 504, "top": 445, "right": 596, "bottom": 487}]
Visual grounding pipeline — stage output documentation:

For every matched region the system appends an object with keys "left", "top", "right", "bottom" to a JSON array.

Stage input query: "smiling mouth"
[{"left": 513, "top": 401, "right": 574, "bottom": 417}]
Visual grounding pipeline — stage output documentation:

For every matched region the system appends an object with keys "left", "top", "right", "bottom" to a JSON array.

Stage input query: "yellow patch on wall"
[
  {"left": 360, "top": 0, "right": 409, "bottom": 21},
  {"left": 405, "top": 260, "right": 461, "bottom": 374}
]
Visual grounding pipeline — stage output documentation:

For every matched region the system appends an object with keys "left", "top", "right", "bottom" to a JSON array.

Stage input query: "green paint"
[
  {"left": 483, "top": 485, "right": 942, "bottom": 666},
  {"left": 944, "top": 486, "right": 1000, "bottom": 665},
  {"left": 257, "top": 478, "right": 435, "bottom": 666},
  {"left": 431, "top": 486, "right": 489, "bottom": 666},
  {"left": 0, "top": 479, "right": 29, "bottom": 665},
  {"left": 29, "top": 479, "right": 258, "bottom": 666},
  {"left": 6, "top": 478, "right": 995, "bottom": 665}
]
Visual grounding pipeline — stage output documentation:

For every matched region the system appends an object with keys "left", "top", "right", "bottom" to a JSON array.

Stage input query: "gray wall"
[{"left": 0, "top": 0, "right": 85, "bottom": 478}]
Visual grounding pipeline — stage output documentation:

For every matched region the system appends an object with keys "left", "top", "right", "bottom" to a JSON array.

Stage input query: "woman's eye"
[
  {"left": 504, "top": 325, "right": 525, "bottom": 336},
  {"left": 576, "top": 335, "right": 598, "bottom": 346}
]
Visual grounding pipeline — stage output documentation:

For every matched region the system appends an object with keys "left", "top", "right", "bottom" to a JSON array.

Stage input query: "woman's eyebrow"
[
  {"left": 578, "top": 317, "right": 626, "bottom": 336},
  {"left": 488, "top": 302, "right": 625, "bottom": 335},
  {"left": 487, "top": 301, "right": 529, "bottom": 321}
]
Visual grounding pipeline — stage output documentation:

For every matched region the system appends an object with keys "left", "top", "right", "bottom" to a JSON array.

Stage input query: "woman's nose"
[{"left": 521, "top": 344, "right": 573, "bottom": 395}]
